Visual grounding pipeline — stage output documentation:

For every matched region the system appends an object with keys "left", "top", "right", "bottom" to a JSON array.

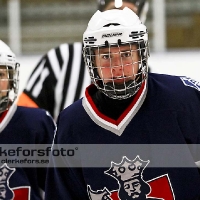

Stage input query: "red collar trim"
[
  {"left": 85, "top": 82, "right": 146, "bottom": 126},
  {"left": 0, "top": 110, "right": 8, "bottom": 123}
]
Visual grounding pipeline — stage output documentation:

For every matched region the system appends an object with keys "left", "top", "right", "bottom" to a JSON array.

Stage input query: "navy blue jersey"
[
  {"left": 0, "top": 105, "right": 55, "bottom": 200},
  {"left": 46, "top": 73, "right": 200, "bottom": 200}
]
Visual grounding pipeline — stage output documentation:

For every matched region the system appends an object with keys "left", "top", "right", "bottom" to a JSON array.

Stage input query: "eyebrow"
[{"left": 99, "top": 48, "right": 134, "bottom": 54}]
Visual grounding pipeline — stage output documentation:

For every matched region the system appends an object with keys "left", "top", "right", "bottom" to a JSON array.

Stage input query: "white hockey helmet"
[
  {"left": 0, "top": 40, "right": 20, "bottom": 113},
  {"left": 97, "top": 0, "right": 149, "bottom": 23},
  {"left": 83, "top": 7, "right": 149, "bottom": 100}
]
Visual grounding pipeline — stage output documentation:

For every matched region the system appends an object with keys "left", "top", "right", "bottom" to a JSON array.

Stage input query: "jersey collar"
[
  {"left": 83, "top": 80, "right": 147, "bottom": 136},
  {"left": 0, "top": 103, "right": 17, "bottom": 132}
]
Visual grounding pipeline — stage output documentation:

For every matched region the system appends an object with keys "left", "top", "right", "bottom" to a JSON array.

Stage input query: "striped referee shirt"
[{"left": 18, "top": 42, "right": 91, "bottom": 120}]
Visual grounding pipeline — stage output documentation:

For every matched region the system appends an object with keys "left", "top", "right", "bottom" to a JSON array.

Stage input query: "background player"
[
  {"left": 17, "top": 0, "right": 149, "bottom": 120},
  {"left": 0, "top": 40, "right": 55, "bottom": 199},
  {"left": 45, "top": 7, "right": 200, "bottom": 199}
]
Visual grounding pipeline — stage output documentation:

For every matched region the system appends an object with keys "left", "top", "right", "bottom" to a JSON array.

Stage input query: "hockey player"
[
  {"left": 0, "top": 40, "right": 55, "bottom": 199},
  {"left": 45, "top": 7, "right": 200, "bottom": 199},
  {"left": 17, "top": 0, "right": 149, "bottom": 120}
]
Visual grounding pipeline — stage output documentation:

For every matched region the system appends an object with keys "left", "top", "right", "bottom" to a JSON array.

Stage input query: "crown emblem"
[
  {"left": 105, "top": 156, "right": 149, "bottom": 182},
  {"left": 0, "top": 163, "right": 15, "bottom": 184},
  {"left": 87, "top": 185, "right": 112, "bottom": 200}
]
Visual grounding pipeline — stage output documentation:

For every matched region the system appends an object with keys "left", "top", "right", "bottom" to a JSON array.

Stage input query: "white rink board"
[
  {"left": 149, "top": 51, "right": 200, "bottom": 82},
  {"left": 17, "top": 51, "right": 200, "bottom": 94}
]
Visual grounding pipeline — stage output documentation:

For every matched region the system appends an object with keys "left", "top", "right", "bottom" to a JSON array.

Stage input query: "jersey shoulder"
[
  {"left": 17, "top": 106, "right": 52, "bottom": 118},
  {"left": 148, "top": 73, "right": 200, "bottom": 109},
  {"left": 59, "top": 99, "right": 84, "bottom": 120},
  {"left": 16, "top": 106, "right": 56, "bottom": 131},
  {"left": 149, "top": 73, "right": 200, "bottom": 93}
]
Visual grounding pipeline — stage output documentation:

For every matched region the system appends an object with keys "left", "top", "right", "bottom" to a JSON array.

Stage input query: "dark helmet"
[{"left": 97, "top": 0, "right": 149, "bottom": 23}]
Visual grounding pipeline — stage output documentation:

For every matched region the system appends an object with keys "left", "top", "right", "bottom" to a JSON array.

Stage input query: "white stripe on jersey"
[
  {"left": 64, "top": 42, "right": 82, "bottom": 108},
  {"left": 48, "top": 47, "right": 63, "bottom": 80},
  {"left": 32, "top": 67, "right": 50, "bottom": 97},
  {"left": 26, "top": 59, "right": 45, "bottom": 92},
  {"left": 54, "top": 44, "right": 70, "bottom": 118},
  {"left": 0, "top": 104, "right": 17, "bottom": 132}
]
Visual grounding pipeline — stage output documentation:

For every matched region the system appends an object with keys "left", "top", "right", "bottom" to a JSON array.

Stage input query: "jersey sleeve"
[
  {"left": 45, "top": 111, "right": 88, "bottom": 199},
  {"left": 28, "top": 108, "right": 57, "bottom": 191},
  {"left": 178, "top": 76, "right": 200, "bottom": 171}
]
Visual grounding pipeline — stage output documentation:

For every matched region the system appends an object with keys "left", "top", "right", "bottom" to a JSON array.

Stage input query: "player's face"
[
  {"left": 104, "top": 2, "right": 138, "bottom": 14},
  {"left": 94, "top": 44, "right": 140, "bottom": 84},
  {"left": 0, "top": 66, "right": 10, "bottom": 98}
]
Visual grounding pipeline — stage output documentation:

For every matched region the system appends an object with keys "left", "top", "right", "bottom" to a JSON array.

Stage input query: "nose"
[
  {"left": 111, "top": 55, "right": 123, "bottom": 75},
  {"left": 111, "top": 53, "right": 121, "bottom": 67}
]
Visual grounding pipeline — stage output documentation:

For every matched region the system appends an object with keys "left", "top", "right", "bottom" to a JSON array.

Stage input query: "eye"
[
  {"left": 0, "top": 69, "right": 7, "bottom": 78},
  {"left": 101, "top": 53, "right": 110, "bottom": 60},
  {"left": 121, "top": 51, "right": 131, "bottom": 58},
  {"left": 0, "top": 72, "right": 5, "bottom": 78}
]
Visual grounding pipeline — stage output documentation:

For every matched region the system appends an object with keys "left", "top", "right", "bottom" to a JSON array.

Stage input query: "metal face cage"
[
  {"left": 0, "top": 64, "right": 19, "bottom": 113},
  {"left": 83, "top": 40, "right": 149, "bottom": 100}
]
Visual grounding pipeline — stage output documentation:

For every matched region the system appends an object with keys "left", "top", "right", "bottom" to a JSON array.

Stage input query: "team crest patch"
[
  {"left": 180, "top": 76, "right": 200, "bottom": 91},
  {"left": 87, "top": 156, "right": 175, "bottom": 200},
  {"left": 0, "top": 163, "right": 30, "bottom": 200},
  {"left": 0, "top": 163, "right": 15, "bottom": 199}
]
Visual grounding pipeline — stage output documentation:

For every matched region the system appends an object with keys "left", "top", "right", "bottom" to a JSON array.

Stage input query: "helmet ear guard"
[{"left": 83, "top": 8, "right": 149, "bottom": 100}]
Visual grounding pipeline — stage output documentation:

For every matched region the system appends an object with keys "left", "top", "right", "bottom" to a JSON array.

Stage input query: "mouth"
[{"left": 112, "top": 76, "right": 130, "bottom": 84}]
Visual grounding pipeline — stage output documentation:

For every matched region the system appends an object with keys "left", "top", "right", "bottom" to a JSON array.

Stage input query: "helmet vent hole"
[
  {"left": 103, "top": 23, "right": 120, "bottom": 27},
  {"left": 105, "top": 41, "right": 109, "bottom": 47},
  {"left": 118, "top": 39, "right": 122, "bottom": 45}
]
